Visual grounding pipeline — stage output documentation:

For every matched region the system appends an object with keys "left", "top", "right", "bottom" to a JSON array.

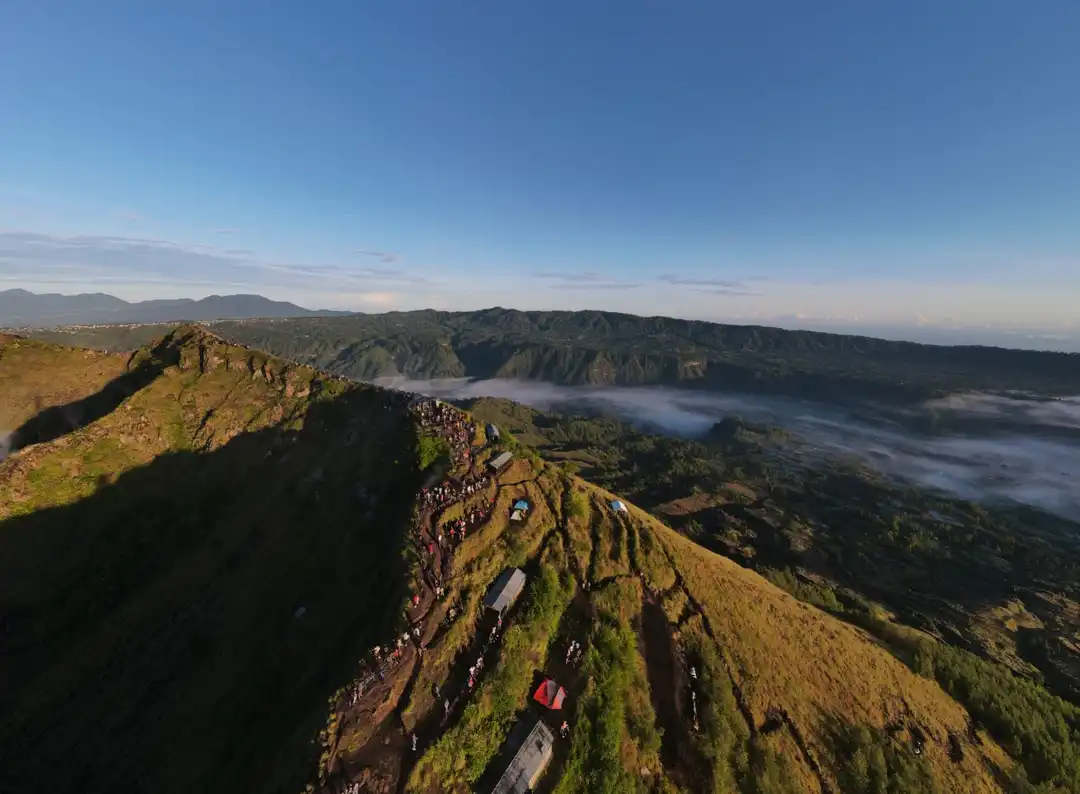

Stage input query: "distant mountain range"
[
  {"left": 0, "top": 289, "right": 349, "bottom": 327},
  {"left": 17, "top": 306, "right": 1080, "bottom": 402}
]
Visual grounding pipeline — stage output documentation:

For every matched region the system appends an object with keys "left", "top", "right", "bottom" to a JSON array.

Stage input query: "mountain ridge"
[
  {"left": 0, "top": 288, "right": 351, "bottom": 327},
  {"left": 19, "top": 307, "right": 1080, "bottom": 402}
]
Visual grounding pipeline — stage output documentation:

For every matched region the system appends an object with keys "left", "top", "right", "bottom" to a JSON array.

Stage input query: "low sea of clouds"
[{"left": 378, "top": 377, "right": 1080, "bottom": 522}]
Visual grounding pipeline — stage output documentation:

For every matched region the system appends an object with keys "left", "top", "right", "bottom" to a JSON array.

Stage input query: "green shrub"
[
  {"left": 568, "top": 490, "right": 587, "bottom": 520},
  {"left": 915, "top": 641, "right": 1080, "bottom": 791},
  {"left": 415, "top": 432, "right": 450, "bottom": 471},
  {"left": 835, "top": 725, "right": 941, "bottom": 794},
  {"left": 762, "top": 567, "right": 842, "bottom": 613}
]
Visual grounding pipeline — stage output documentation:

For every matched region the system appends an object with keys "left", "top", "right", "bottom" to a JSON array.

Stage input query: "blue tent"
[
  {"left": 513, "top": 499, "right": 530, "bottom": 511},
  {"left": 611, "top": 499, "right": 627, "bottom": 513}
]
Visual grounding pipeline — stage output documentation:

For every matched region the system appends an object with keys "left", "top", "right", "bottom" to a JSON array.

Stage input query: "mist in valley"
[{"left": 378, "top": 377, "right": 1080, "bottom": 522}]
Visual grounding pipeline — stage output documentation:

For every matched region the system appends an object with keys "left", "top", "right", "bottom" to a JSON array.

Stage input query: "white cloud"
[{"left": 533, "top": 271, "right": 640, "bottom": 289}]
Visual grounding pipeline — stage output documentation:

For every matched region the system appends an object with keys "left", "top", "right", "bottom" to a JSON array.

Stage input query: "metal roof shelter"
[
  {"left": 484, "top": 568, "right": 527, "bottom": 616},
  {"left": 490, "top": 718, "right": 554, "bottom": 794},
  {"left": 488, "top": 451, "right": 513, "bottom": 474}
]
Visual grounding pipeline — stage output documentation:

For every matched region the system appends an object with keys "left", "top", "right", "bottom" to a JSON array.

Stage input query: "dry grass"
[
  {"left": 588, "top": 492, "right": 632, "bottom": 581},
  {"left": 650, "top": 519, "right": 1011, "bottom": 794},
  {"left": 0, "top": 333, "right": 329, "bottom": 521},
  {"left": 0, "top": 336, "right": 128, "bottom": 431},
  {"left": 564, "top": 483, "right": 594, "bottom": 576}
]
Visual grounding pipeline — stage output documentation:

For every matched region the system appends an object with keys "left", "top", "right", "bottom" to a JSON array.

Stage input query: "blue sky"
[{"left": 1, "top": 0, "right": 1078, "bottom": 337}]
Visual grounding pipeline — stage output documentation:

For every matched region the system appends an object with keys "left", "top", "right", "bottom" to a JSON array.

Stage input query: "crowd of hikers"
[
  {"left": 412, "top": 397, "right": 476, "bottom": 466},
  {"left": 419, "top": 470, "right": 490, "bottom": 512},
  {"left": 433, "top": 611, "right": 506, "bottom": 731},
  {"left": 438, "top": 496, "right": 494, "bottom": 548},
  {"left": 326, "top": 396, "right": 584, "bottom": 790},
  {"left": 336, "top": 398, "right": 493, "bottom": 717}
]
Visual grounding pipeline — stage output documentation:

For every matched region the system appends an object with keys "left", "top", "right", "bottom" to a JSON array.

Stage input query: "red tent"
[{"left": 533, "top": 678, "right": 567, "bottom": 710}]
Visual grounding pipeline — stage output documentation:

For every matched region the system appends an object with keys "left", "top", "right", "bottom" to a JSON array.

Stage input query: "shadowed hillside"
[{"left": 0, "top": 328, "right": 427, "bottom": 794}]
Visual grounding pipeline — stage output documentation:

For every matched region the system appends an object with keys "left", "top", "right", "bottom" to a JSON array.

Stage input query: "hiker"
[
  {"left": 560, "top": 720, "right": 570, "bottom": 739},
  {"left": 414, "top": 626, "right": 422, "bottom": 640},
  {"left": 411, "top": 733, "right": 418, "bottom": 752},
  {"left": 690, "top": 666, "right": 698, "bottom": 680},
  {"left": 373, "top": 645, "right": 382, "bottom": 660},
  {"left": 444, "top": 698, "right": 451, "bottom": 716}
]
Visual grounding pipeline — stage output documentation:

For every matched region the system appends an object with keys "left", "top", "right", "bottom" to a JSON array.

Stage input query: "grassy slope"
[
  {"left": 391, "top": 458, "right": 1014, "bottom": 794},
  {"left": 639, "top": 502, "right": 1011, "bottom": 794},
  {"left": 0, "top": 327, "right": 426, "bottom": 794},
  {"left": 0, "top": 334, "right": 128, "bottom": 431}
]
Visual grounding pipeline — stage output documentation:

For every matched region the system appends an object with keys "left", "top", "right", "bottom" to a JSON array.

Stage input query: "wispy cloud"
[
  {"left": 358, "top": 249, "right": 400, "bottom": 264},
  {"left": 659, "top": 274, "right": 745, "bottom": 288},
  {"left": 214, "top": 227, "right": 239, "bottom": 235},
  {"left": 535, "top": 271, "right": 606, "bottom": 282},
  {"left": 559, "top": 281, "right": 641, "bottom": 290},
  {"left": 708, "top": 286, "right": 761, "bottom": 296},
  {"left": 0, "top": 230, "right": 441, "bottom": 295},
  {"left": 659, "top": 274, "right": 762, "bottom": 296},
  {"left": 534, "top": 271, "right": 640, "bottom": 290},
  {"left": 355, "top": 266, "right": 440, "bottom": 286}
]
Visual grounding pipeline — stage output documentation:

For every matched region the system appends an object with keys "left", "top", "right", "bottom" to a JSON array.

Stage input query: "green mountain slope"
[
  {"left": 21, "top": 307, "right": 1080, "bottom": 401},
  {"left": 3, "top": 331, "right": 1079, "bottom": 794},
  {"left": 462, "top": 397, "right": 1080, "bottom": 704}
]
